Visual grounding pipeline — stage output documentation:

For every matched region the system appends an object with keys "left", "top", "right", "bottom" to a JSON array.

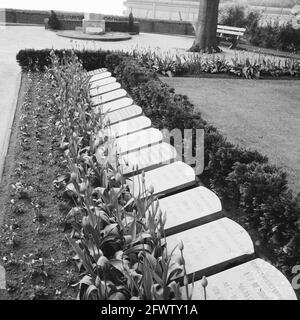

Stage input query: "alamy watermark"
[
  {"left": 292, "top": 265, "right": 300, "bottom": 290},
  {"left": 106, "top": 124, "right": 204, "bottom": 176}
]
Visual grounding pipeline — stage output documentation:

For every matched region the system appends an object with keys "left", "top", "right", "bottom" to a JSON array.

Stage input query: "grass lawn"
[{"left": 162, "top": 77, "right": 300, "bottom": 194}]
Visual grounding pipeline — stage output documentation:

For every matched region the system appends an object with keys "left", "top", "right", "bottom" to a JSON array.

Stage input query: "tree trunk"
[{"left": 189, "top": 0, "right": 221, "bottom": 53}]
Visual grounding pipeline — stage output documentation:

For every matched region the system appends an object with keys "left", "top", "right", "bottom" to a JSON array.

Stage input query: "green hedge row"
[
  {"left": 16, "top": 49, "right": 300, "bottom": 278},
  {"left": 16, "top": 49, "right": 128, "bottom": 72}
]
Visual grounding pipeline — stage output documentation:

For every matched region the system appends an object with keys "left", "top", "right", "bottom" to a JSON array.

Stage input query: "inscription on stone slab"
[
  {"left": 90, "top": 82, "right": 121, "bottom": 97},
  {"left": 120, "top": 142, "right": 177, "bottom": 175},
  {"left": 90, "top": 77, "right": 117, "bottom": 90},
  {"left": 87, "top": 68, "right": 107, "bottom": 76},
  {"left": 158, "top": 186, "right": 222, "bottom": 235},
  {"left": 109, "top": 116, "right": 151, "bottom": 137},
  {"left": 106, "top": 105, "right": 142, "bottom": 125},
  {"left": 91, "top": 89, "right": 127, "bottom": 105},
  {"left": 186, "top": 258, "right": 297, "bottom": 300},
  {"left": 166, "top": 217, "right": 254, "bottom": 279},
  {"left": 89, "top": 71, "right": 112, "bottom": 83},
  {"left": 115, "top": 128, "right": 162, "bottom": 155},
  {"left": 129, "top": 161, "right": 196, "bottom": 198}
]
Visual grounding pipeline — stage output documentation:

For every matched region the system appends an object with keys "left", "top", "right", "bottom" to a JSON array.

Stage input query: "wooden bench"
[{"left": 216, "top": 25, "right": 246, "bottom": 49}]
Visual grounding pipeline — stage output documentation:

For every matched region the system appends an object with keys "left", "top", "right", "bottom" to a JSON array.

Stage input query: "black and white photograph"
[{"left": 0, "top": 0, "right": 299, "bottom": 305}]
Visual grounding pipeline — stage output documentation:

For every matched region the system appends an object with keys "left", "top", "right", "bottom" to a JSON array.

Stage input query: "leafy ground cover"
[{"left": 0, "top": 73, "right": 79, "bottom": 299}]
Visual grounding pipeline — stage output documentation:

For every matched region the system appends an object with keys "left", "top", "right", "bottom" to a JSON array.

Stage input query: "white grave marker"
[
  {"left": 90, "top": 82, "right": 121, "bottom": 97},
  {"left": 185, "top": 258, "right": 297, "bottom": 300},
  {"left": 105, "top": 105, "right": 142, "bottom": 125},
  {"left": 87, "top": 68, "right": 107, "bottom": 76},
  {"left": 128, "top": 161, "right": 196, "bottom": 198},
  {"left": 108, "top": 116, "right": 151, "bottom": 137},
  {"left": 89, "top": 71, "right": 112, "bottom": 83},
  {"left": 90, "top": 77, "right": 117, "bottom": 90},
  {"left": 119, "top": 142, "right": 177, "bottom": 175},
  {"left": 95, "top": 97, "right": 133, "bottom": 114},
  {"left": 157, "top": 186, "right": 222, "bottom": 235},
  {"left": 91, "top": 89, "right": 127, "bottom": 105},
  {"left": 115, "top": 128, "right": 162, "bottom": 155},
  {"left": 167, "top": 218, "right": 254, "bottom": 279}
]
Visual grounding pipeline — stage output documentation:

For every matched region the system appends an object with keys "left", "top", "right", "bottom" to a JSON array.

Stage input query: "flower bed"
[{"left": 17, "top": 48, "right": 300, "bottom": 79}]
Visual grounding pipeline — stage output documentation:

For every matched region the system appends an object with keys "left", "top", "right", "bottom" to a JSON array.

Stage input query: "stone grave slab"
[
  {"left": 90, "top": 82, "right": 121, "bottom": 97},
  {"left": 115, "top": 128, "right": 162, "bottom": 155},
  {"left": 90, "top": 77, "right": 117, "bottom": 90},
  {"left": 87, "top": 68, "right": 107, "bottom": 76},
  {"left": 89, "top": 71, "right": 112, "bottom": 83},
  {"left": 105, "top": 105, "right": 142, "bottom": 125},
  {"left": 108, "top": 116, "right": 151, "bottom": 137},
  {"left": 157, "top": 186, "right": 223, "bottom": 236},
  {"left": 95, "top": 97, "right": 133, "bottom": 114},
  {"left": 91, "top": 89, "right": 127, "bottom": 105},
  {"left": 166, "top": 217, "right": 254, "bottom": 280},
  {"left": 185, "top": 258, "right": 297, "bottom": 300},
  {"left": 119, "top": 142, "right": 177, "bottom": 175},
  {"left": 128, "top": 161, "right": 196, "bottom": 198}
]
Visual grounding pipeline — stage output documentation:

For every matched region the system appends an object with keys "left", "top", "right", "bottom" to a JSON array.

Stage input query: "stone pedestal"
[{"left": 82, "top": 13, "right": 105, "bottom": 35}]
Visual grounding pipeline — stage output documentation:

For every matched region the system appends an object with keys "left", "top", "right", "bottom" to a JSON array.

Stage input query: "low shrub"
[
  {"left": 128, "top": 11, "right": 134, "bottom": 33},
  {"left": 16, "top": 49, "right": 128, "bottom": 72},
  {"left": 48, "top": 10, "right": 61, "bottom": 30}
]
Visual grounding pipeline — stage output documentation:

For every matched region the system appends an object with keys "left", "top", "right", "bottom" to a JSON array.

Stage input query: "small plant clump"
[{"left": 47, "top": 10, "right": 61, "bottom": 30}]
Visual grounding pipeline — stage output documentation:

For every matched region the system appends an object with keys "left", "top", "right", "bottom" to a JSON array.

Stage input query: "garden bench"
[{"left": 216, "top": 25, "right": 246, "bottom": 49}]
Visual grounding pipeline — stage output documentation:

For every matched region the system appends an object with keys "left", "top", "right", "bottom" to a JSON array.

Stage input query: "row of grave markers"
[{"left": 86, "top": 67, "right": 297, "bottom": 300}]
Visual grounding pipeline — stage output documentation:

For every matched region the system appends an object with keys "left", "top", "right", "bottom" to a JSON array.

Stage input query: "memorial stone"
[
  {"left": 166, "top": 218, "right": 254, "bottom": 279},
  {"left": 128, "top": 161, "right": 196, "bottom": 198},
  {"left": 158, "top": 186, "right": 222, "bottom": 235},
  {"left": 115, "top": 128, "right": 162, "bottom": 155},
  {"left": 90, "top": 77, "right": 117, "bottom": 90},
  {"left": 91, "top": 89, "right": 127, "bottom": 105},
  {"left": 105, "top": 105, "right": 142, "bottom": 125},
  {"left": 89, "top": 71, "right": 112, "bottom": 83},
  {"left": 95, "top": 97, "right": 133, "bottom": 114},
  {"left": 90, "top": 82, "right": 121, "bottom": 97},
  {"left": 185, "top": 258, "right": 297, "bottom": 300},
  {"left": 109, "top": 116, "right": 151, "bottom": 137},
  {"left": 119, "top": 142, "right": 177, "bottom": 175}
]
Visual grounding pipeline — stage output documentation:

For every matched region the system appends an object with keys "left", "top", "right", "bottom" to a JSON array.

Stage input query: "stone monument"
[{"left": 82, "top": 12, "right": 105, "bottom": 35}]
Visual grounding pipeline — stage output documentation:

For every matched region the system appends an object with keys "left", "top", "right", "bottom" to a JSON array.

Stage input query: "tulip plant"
[{"left": 46, "top": 51, "right": 197, "bottom": 300}]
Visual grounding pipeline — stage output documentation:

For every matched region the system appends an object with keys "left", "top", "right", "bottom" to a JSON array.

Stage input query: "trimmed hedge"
[
  {"left": 16, "top": 49, "right": 300, "bottom": 278},
  {"left": 16, "top": 49, "right": 128, "bottom": 72}
]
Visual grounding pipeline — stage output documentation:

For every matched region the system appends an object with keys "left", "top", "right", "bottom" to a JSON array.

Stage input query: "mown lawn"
[{"left": 162, "top": 77, "right": 300, "bottom": 194}]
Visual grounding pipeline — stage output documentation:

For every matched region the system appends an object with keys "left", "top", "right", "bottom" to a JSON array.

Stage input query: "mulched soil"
[{"left": 0, "top": 73, "right": 79, "bottom": 300}]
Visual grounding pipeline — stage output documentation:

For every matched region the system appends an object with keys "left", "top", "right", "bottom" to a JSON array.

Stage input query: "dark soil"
[{"left": 0, "top": 73, "right": 79, "bottom": 300}]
